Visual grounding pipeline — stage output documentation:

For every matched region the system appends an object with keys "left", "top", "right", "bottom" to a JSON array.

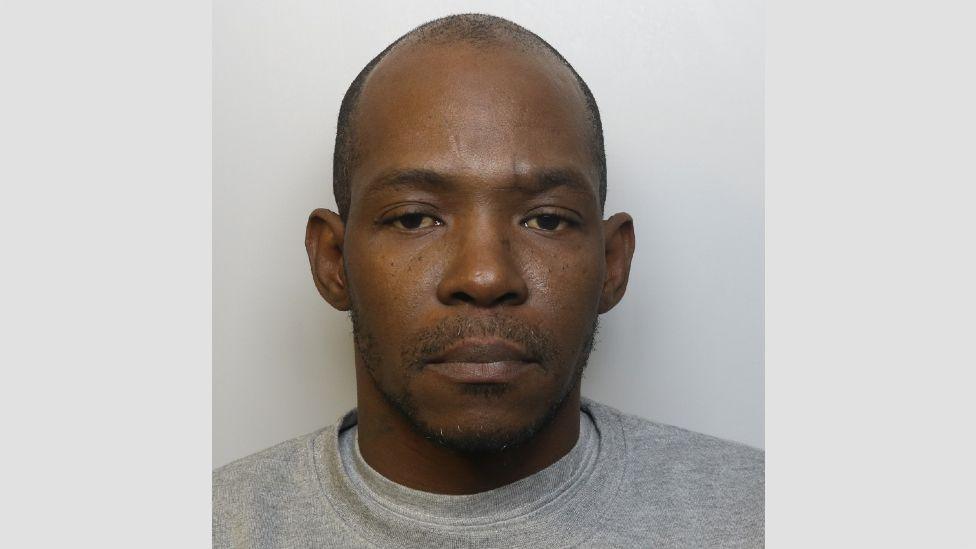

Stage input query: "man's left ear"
[{"left": 598, "top": 213, "right": 636, "bottom": 313}]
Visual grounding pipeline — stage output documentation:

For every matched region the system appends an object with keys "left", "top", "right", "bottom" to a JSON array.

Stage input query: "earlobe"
[
  {"left": 305, "top": 208, "right": 351, "bottom": 311},
  {"left": 598, "top": 213, "right": 636, "bottom": 314}
]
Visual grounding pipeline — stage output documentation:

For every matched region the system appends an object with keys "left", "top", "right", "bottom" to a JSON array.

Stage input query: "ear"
[
  {"left": 598, "top": 213, "right": 636, "bottom": 314},
  {"left": 305, "top": 208, "right": 351, "bottom": 311}
]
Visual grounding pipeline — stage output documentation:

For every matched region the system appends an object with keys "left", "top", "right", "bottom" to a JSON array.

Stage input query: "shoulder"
[
  {"left": 585, "top": 398, "right": 763, "bottom": 477},
  {"left": 583, "top": 399, "right": 764, "bottom": 546},
  {"left": 213, "top": 429, "right": 323, "bottom": 496},
  {"left": 629, "top": 412, "right": 762, "bottom": 473},
  {"left": 212, "top": 428, "right": 331, "bottom": 546}
]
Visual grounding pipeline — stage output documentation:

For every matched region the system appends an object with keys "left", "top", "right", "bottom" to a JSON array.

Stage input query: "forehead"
[{"left": 349, "top": 41, "right": 599, "bottom": 201}]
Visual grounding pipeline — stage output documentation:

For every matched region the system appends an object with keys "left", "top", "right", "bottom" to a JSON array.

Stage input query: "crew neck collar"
[
  {"left": 342, "top": 405, "right": 597, "bottom": 525},
  {"left": 310, "top": 398, "right": 628, "bottom": 548}
]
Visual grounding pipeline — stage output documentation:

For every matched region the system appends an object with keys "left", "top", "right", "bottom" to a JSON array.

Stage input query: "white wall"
[{"left": 213, "top": 0, "right": 764, "bottom": 468}]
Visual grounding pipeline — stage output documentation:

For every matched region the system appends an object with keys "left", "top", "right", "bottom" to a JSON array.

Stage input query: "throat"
[{"left": 355, "top": 380, "right": 582, "bottom": 495}]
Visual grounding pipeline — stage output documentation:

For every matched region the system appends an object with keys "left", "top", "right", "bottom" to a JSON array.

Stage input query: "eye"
[
  {"left": 524, "top": 213, "right": 570, "bottom": 231},
  {"left": 390, "top": 212, "right": 442, "bottom": 230}
]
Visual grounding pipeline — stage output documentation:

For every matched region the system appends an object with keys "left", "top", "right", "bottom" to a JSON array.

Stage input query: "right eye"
[{"left": 390, "top": 213, "right": 442, "bottom": 230}]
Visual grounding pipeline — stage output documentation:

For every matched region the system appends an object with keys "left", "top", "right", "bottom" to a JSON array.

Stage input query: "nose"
[{"left": 436, "top": 218, "right": 529, "bottom": 308}]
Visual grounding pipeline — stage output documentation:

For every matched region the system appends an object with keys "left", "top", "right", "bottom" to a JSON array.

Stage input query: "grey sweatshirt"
[{"left": 213, "top": 399, "right": 764, "bottom": 548}]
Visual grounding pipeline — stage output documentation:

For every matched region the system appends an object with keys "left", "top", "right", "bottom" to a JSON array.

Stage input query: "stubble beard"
[{"left": 349, "top": 304, "right": 600, "bottom": 455}]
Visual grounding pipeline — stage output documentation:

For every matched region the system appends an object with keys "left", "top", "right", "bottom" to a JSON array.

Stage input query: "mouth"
[{"left": 425, "top": 339, "right": 538, "bottom": 384}]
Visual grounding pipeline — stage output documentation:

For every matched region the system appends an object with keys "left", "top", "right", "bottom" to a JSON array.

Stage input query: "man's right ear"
[{"left": 305, "top": 208, "right": 351, "bottom": 311}]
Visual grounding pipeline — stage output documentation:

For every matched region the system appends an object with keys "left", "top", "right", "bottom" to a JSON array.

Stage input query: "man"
[{"left": 214, "top": 13, "right": 763, "bottom": 548}]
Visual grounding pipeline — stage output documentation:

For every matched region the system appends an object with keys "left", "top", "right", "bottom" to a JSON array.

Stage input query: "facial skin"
[{"left": 306, "top": 40, "right": 635, "bottom": 494}]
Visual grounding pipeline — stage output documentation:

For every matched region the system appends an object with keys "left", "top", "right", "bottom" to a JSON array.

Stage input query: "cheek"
[
  {"left": 345, "top": 237, "right": 444, "bottom": 337},
  {"left": 522, "top": 244, "right": 604, "bottom": 320}
]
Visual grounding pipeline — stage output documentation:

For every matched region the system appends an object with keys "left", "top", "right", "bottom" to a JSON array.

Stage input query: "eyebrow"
[
  {"left": 361, "top": 169, "right": 453, "bottom": 200},
  {"left": 361, "top": 166, "right": 596, "bottom": 200},
  {"left": 522, "top": 167, "right": 594, "bottom": 197}
]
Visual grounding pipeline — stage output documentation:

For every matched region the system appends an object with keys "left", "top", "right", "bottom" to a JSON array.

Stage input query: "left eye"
[
  {"left": 524, "top": 214, "right": 568, "bottom": 231},
  {"left": 391, "top": 213, "right": 441, "bottom": 230}
]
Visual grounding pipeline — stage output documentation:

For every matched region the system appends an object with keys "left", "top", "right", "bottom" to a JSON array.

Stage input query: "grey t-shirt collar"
[
  {"left": 311, "top": 398, "right": 628, "bottom": 548},
  {"left": 340, "top": 406, "right": 598, "bottom": 526}
]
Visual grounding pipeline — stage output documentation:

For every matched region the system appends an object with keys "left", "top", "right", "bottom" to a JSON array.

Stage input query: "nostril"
[
  {"left": 450, "top": 290, "right": 522, "bottom": 307},
  {"left": 495, "top": 292, "right": 521, "bottom": 306},
  {"left": 438, "top": 257, "right": 530, "bottom": 307}
]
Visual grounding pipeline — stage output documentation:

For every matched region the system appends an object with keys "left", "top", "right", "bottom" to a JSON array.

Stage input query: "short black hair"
[{"left": 332, "top": 13, "right": 606, "bottom": 221}]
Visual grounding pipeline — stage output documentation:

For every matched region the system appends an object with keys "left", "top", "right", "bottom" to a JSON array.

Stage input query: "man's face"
[{"left": 339, "top": 43, "right": 611, "bottom": 452}]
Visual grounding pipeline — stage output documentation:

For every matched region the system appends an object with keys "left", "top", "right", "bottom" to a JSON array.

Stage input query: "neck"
[{"left": 354, "top": 362, "right": 582, "bottom": 495}]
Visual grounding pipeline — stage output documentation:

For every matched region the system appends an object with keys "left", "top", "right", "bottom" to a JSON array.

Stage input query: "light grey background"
[{"left": 214, "top": 0, "right": 763, "bottom": 468}]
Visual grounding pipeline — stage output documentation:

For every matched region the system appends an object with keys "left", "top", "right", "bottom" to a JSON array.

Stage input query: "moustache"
[{"left": 402, "top": 315, "right": 557, "bottom": 370}]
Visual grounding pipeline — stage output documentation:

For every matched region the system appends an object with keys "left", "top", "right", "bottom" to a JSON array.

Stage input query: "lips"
[
  {"left": 428, "top": 339, "right": 534, "bottom": 364},
  {"left": 425, "top": 339, "right": 538, "bottom": 384}
]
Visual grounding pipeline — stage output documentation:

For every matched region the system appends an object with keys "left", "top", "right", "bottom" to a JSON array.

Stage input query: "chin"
[
  {"left": 413, "top": 406, "right": 553, "bottom": 454},
  {"left": 388, "top": 382, "right": 572, "bottom": 455},
  {"left": 426, "top": 425, "right": 539, "bottom": 454}
]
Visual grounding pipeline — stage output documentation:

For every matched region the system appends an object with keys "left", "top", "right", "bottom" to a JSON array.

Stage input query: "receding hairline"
[
  {"left": 350, "top": 38, "right": 596, "bottom": 169},
  {"left": 348, "top": 28, "right": 593, "bottom": 157},
  {"left": 361, "top": 30, "right": 581, "bottom": 103},
  {"left": 333, "top": 14, "right": 607, "bottom": 221}
]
